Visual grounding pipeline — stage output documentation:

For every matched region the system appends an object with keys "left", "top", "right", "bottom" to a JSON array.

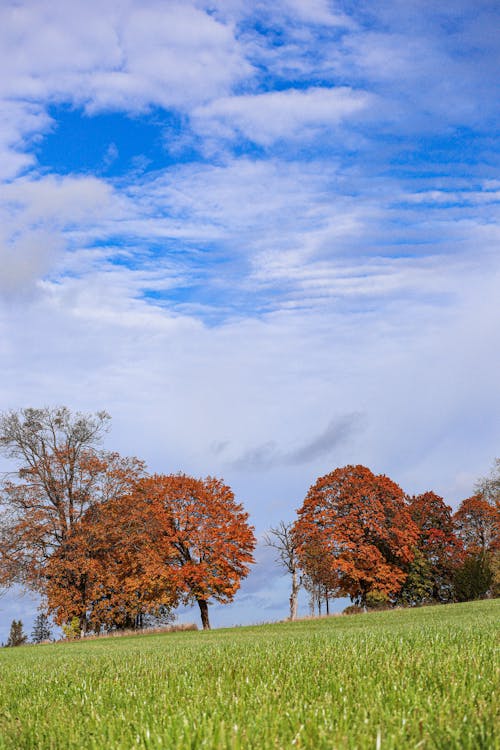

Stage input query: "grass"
[{"left": 0, "top": 599, "right": 498, "bottom": 749}]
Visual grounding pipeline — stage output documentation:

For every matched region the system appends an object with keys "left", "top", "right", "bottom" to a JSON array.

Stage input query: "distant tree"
[
  {"left": 6, "top": 619, "right": 27, "bottom": 647},
  {"left": 404, "top": 492, "right": 463, "bottom": 603},
  {"left": 293, "top": 465, "right": 419, "bottom": 606},
  {"left": 475, "top": 458, "right": 500, "bottom": 506},
  {"left": 454, "top": 495, "right": 499, "bottom": 555},
  {"left": 264, "top": 521, "right": 302, "bottom": 621},
  {"left": 454, "top": 552, "right": 493, "bottom": 602},
  {"left": 453, "top": 493, "right": 499, "bottom": 602},
  {"left": 396, "top": 549, "right": 434, "bottom": 606},
  {"left": 302, "top": 573, "right": 322, "bottom": 616},
  {"left": 45, "top": 494, "right": 177, "bottom": 634},
  {"left": 31, "top": 612, "right": 52, "bottom": 643},
  {"left": 131, "top": 474, "right": 256, "bottom": 630},
  {"left": 62, "top": 616, "right": 81, "bottom": 641},
  {"left": 0, "top": 406, "right": 145, "bottom": 634}
]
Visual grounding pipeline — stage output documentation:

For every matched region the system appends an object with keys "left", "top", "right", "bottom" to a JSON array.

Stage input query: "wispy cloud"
[{"left": 229, "top": 413, "right": 364, "bottom": 470}]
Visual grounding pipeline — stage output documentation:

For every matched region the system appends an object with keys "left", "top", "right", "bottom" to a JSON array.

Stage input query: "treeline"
[
  {"left": 0, "top": 407, "right": 498, "bottom": 636},
  {"left": 0, "top": 408, "right": 255, "bottom": 633},
  {"left": 268, "top": 464, "right": 499, "bottom": 619}
]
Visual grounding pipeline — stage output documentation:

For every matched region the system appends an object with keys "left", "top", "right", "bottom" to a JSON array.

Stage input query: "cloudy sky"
[{"left": 1, "top": 0, "right": 499, "bottom": 639}]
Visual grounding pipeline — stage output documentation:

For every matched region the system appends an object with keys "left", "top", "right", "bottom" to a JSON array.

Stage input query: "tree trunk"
[
  {"left": 197, "top": 599, "right": 211, "bottom": 630},
  {"left": 80, "top": 615, "right": 88, "bottom": 638},
  {"left": 289, "top": 569, "right": 300, "bottom": 621}
]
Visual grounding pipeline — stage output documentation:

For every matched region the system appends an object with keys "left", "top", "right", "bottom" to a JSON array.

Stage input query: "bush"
[
  {"left": 62, "top": 617, "right": 81, "bottom": 640},
  {"left": 365, "top": 590, "right": 390, "bottom": 610},
  {"left": 343, "top": 605, "right": 364, "bottom": 615}
]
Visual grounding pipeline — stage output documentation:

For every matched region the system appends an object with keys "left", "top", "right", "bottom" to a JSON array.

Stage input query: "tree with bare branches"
[
  {"left": 0, "top": 407, "right": 144, "bottom": 633},
  {"left": 264, "top": 521, "right": 302, "bottom": 621}
]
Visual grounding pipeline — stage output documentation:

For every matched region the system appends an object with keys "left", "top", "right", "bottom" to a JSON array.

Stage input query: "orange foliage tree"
[
  {"left": 46, "top": 474, "right": 256, "bottom": 632},
  {"left": 129, "top": 474, "right": 257, "bottom": 629},
  {"left": 45, "top": 495, "right": 178, "bottom": 632},
  {"left": 402, "top": 491, "right": 464, "bottom": 604},
  {"left": 453, "top": 494, "right": 499, "bottom": 601},
  {"left": 293, "top": 465, "right": 419, "bottom": 606},
  {"left": 454, "top": 494, "right": 499, "bottom": 554}
]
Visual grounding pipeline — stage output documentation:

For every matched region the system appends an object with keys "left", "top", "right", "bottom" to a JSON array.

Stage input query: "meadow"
[{"left": 0, "top": 600, "right": 498, "bottom": 750}]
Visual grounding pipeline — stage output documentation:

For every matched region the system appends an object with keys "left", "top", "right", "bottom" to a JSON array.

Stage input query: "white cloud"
[
  {"left": 0, "top": 174, "right": 116, "bottom": 293},
  {"left": 192, "top": 86, "right": 373, "bottom": 145},
  {"left": 0, "top": 1, "right": 250, "bottom": 112}
]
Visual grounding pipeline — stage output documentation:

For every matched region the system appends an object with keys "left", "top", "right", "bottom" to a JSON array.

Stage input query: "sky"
[{"left": 0, "top": 0, "right": 499, "bottom": 640}]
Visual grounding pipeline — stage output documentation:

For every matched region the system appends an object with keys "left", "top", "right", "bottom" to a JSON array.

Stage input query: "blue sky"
[{"left": 0, "top": 0, "right": 499, "bottom": 639}]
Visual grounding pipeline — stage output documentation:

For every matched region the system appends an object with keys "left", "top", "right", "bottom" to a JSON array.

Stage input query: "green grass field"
[{"left": 0, "top": 600, "right": 498, "bottom": 749}]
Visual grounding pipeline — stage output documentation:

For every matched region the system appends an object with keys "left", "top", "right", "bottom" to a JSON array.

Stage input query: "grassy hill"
[{"left": 0, "top": 600, "right": 498, "bottom": 749}]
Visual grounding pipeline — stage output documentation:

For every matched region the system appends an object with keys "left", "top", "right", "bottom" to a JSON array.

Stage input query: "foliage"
[
  {"left": 0, "top": 601, "right": 497, "bottom": 749},
  {"left": 403, "top": 491, "right": 463, "bottom": 603},
  {"left": 0, "top": 407, "right": 145, "bottom": 629},
  {"left": 62, "top": 616, "right": 81, "bottom": 641},
  {"left": 395, "top": 548, "right": 434, "bottom": 606},
  {"left": 6, "top": 619, "right": 27, "bottom": 647},
  {"left": 454, "top": 494, "right": 499, "bottom": 555},
  {"left": 342, "top": 604, "right": 364, "bottom": 615},
  {"left": 365, "top": 589, "right": 390, "bottom": 610},
  {"left": 46, "top": 473, "right": 256, "bottom": 632},
  {"left": 31, "top": 612, "right": 52, "bottom": 643},
  {"left": 454, "top": 552, "right": 493, "bottom": 602},
  {"left": 293, "top": 465, "right": 419, "bottom": 606},
  {"left": 45, "top": 494, "right": 177, "bottom": 633},
  {"left": 130, "top": 474, "right": 257, "bottom": 629}
]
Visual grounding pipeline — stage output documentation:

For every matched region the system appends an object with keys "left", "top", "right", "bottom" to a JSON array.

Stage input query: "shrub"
[
  {"left": 62, "top": 617, "right": 81, "bottom": 640},
  {"left": 343, "top": 605, "right": 364, "bottom": 615},
  {"left": 365, "top": 590, "right": 390, "bottom": 610}
]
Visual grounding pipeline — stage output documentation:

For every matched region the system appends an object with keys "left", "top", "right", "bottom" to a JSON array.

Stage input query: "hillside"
[{"left": 0, "top": 600, "right": 498, "bottom": 749}]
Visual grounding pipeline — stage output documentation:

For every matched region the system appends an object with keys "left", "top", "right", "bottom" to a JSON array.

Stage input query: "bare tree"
[
  {"left": 475, "top": 458, "right": 500, "bottom": 505},
  {"left": 264, "top": 521, "right": 302, "bottom": 621},
  {"left": 302, "top": 573, "right": 321, "bottom": 616}
]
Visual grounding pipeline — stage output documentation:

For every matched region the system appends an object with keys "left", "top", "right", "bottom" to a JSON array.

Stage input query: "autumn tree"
[
  {"left": 0, "top": 407, "right": 145, "bottom": 633},
  {"left": 293, "top": 465, "right": 419, "bottom": 606},
  {"left": 401, "top": 491, "right": 463, "bottom": 604},
  {"left": 45, "top": 493, "right": 178, "bottom": 633},
  {"left": 131, "top": 474, "right": 256, "bottom": 630},
  {"left": 453, "top": 493, "right": 499, "bottom": 601},
  {"left": 454, "top": 494, "right": 499, "bottom": 554},
  {"left": 264, "top": 521, "right": 302, "bottom": 621}
]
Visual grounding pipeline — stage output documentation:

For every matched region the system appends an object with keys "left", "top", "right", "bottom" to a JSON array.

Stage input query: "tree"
[
  {"left": 31, "top": 612, "right": 52, "bottom": 643},
  {"left": 264, "top": 521, "right": 302, "bottom": 621},
  {"left": 0, "top": 407, "right": 145, "bottom": 634},
  {"left": 403, "top": 492, "right": 463, "bottom": 604},
  {"left": 131, "top": 474, "right": 256, "bottom": 629},
  {"left": 454, "top": 494, "right": 499, "bottom": 555},
  {"left": 475, "top": 458, "right": 500, "bottom": 506},
  {"left": 396, "top": 549, "right": 434, "bottom": 606},
  {"left": 45, "top": 494, "right": 178, "bottom": 633},
  {"left": 453, "top": 493, "right": 499, "bottom": 602},
  {"left": 6, "top": 619, "right": 27, "bottom": 647},
  {"left": 293, "top": 465, "right": 419, "bottom": 606},
  {"left": 454, "top": 552, "right": 493, "bottom": 602}
]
